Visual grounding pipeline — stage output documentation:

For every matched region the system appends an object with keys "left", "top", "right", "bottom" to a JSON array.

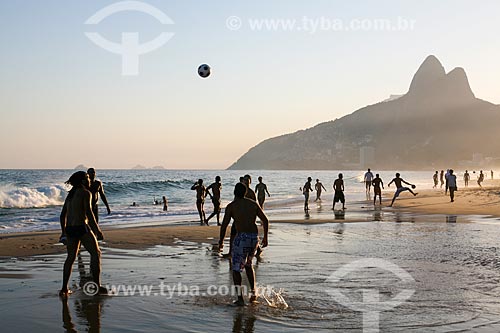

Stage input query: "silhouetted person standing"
[
  {"left": 59, "top": 171, "right": 105, "bottom": 297},
  {"left": 332, "top": 173, "right": 345, "bottom": 210},
  {"left": 314, "top": 179, "right": 327, "bottom": 201},
  {"left": 464, "top": 170, "right": 470, "bottom": 187},
  {"left": 364, "top": 168, "right": 374, "bottom": 194},
  {"left": 302, "top": 177, "right": 314, "bottom": 211},
  {"left": 491, "top": 170, "right": 494, "bottom": 180},
  {"left": 191, "top": 179, "right": 207, "bottom": 225},
  {"left": 440, "top": 170, "right": 444, "bottom": 188},
  {"left": 433, "top": 171, "right": 439, "bottom": 188},
  {"left": 206, "top": 176, "right": 222, "bottom": 226},
  {"left": 255, "top": 176, "right": 270, "bottom": 209},
  {"left": 162, "top": 196, "right": 168, "bottom": 212},
  {"left": 87, "top": 168, "right": 111, "bottom": 224},
  {"left": 448, "top": 169, "right": 457, "bottom": 202},
  {"left": 372, "top": 174, "right": 384, "bottom": 205}
]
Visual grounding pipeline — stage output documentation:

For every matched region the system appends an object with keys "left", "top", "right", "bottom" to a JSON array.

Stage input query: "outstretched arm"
[
  {"left": 402, "top": 179, "right": 413, "bottom": 186},
  {"left": 59, "top": 200, "right": 68, "bottom": 236},
  {"left": 85, "top": 191, "right": 103, "bottom": 240},
  {"left": 387, "top": 179, "right": 394, "bottom": 187},
  {"left": 256, "top": 205, "right": 269, "bottom": 247},
  {"left": 98, "top": 182, "right": 111, "bottom": 214},
  {"left": 218, "top": 205, "right": 232, "bottom": 250}
]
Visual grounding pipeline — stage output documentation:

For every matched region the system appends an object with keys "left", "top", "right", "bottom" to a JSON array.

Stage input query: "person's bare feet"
[
  {"left": 59, "top": 289, "right": 73, "bottom": 297},
  {"left": 233, "top": 297, "right": 245, "bottom": 306}
]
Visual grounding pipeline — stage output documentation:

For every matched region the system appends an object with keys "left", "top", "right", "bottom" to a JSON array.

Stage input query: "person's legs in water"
[
  {"left": 80, "top": 232, "right": 107, "bottom": 294},
  {"left": 245, "top": 264, "right": 257, "bottom": 302},
  {"left": 61, "top": 237, "right": 81, "bottom": 296}
]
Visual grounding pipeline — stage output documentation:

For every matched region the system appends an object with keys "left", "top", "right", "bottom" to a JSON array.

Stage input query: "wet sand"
[{"left": 1, "top": 184, "right": 499, "bottom": 258}]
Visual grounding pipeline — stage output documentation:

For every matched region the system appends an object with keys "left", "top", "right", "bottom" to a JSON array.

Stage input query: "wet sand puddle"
[{"left": 3, "top": 217, "right": 500, "bottom": 331}]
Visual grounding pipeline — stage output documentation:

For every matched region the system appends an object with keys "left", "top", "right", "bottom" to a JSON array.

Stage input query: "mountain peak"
[{"left": 408, "top": 55, "right": 446, "bottom": 94}]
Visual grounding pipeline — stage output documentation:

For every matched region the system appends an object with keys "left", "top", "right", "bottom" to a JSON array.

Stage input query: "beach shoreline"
[{"left": 1, "top": 185, "right": 499, "bottom": 258}]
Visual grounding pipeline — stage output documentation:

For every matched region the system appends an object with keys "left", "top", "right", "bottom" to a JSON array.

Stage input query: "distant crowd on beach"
[{"left": 56, "top": 166, "right": 496, "bottom": 304}]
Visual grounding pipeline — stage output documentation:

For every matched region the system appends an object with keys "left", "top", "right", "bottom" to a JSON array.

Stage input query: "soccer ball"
[
  {"left": 411, "top": 185, "right": 416, "bottom": 189},
  {"left": 198, "top": 64, "right": 211, "bottom": 78}
]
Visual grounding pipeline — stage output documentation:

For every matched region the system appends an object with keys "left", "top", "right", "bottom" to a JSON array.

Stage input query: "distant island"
[
  {"left": 229, "top": 55, "right": 500, "bottom": 170},
  {"left": 73, "top": 164, "right": 88, "bottom": 170}
]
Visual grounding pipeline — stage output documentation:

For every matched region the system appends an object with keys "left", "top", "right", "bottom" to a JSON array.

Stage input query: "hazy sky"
[{"left": 1, "top": 0, "right": 499, "bottom": 169}]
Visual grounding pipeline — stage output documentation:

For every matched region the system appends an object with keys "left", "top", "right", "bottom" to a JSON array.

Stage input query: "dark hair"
[
  {"left": 87, "top": 168, "right": 95, "bottom": 174},
  {"left": 396, "top": 173, "right": 400, "bottom": 177},
  {"left": 215, "top": 176, "right": 221, "bottom": 182},
  {"left": 65, "top": 171, "right": 87, "bottom": 200},
  {"left": 234, "top": 182, "right": 247, "bottom": 198}
]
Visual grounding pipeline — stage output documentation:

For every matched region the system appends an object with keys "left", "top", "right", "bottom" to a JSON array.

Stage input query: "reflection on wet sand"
[
  {"left": 61, "top": 296, "right": 104, "bottom": 333},
  {"left": 373, "top": 207, "right": 383, "bottom": 221},
  {"left": 232, "top": 309, "right": 256, "bottom": 333},
  {"left": 334, "top": 210, "right": 345, "bottom": 220},
  {"left": 446, "top": 215, "right": 458, "bottom": 223}
]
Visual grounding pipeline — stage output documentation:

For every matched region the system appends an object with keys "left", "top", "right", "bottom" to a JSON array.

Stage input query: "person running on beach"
[
  {"left": 332, "top": 173, "right": 345, "bottom": 210},
  {"left": 255, "top": 176, "right": 270, "bottom": 209},
  {"left": 206, "top": 176, "right": 222, "bottom": 226},
  {"left": 87, "top": 168, "right": 111, "bottom": 223},
  {"left": 162, "top": 196, "right": 168, "bottom": 212},
  {"left": 372, "top": 174, "right": 384, "bottom": 205},
  {"left": 218, "top": 182, "right": 269, "bottom": 306},
  {"left": 191, "top": 179, "right": 207, "bottom": 225},
  {"left": 314, "top": 179, "right": 327, "bottom": 201},
  {"left": 440, "top": 170, "right": 445, "bottom": 188},
  {"left": 364, "top": 168, "right": 374, "bottom": 194},
  {"left": 59, "top": 171, "right": 106, "bottom": 297},
  {"left": 387, "top": 173, "right": 417, "bottom": 207},
  {"left": 464, "top": 170, "right": 470, "bottom": 187},
  {"left": 448, "top": 169, "right": 457, "bottom": 202},
  {"left": 301, "top": 177, "right": 314, "bottom": 211},
  {"left": 478, "top": 170, "right": 484, "bottom": 188},
  {"left": 433, "top": 171, "right": 439, "bottom": 188}
]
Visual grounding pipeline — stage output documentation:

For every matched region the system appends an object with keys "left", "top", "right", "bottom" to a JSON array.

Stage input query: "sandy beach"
[{"left": 1, "top": 184, "right": 499, "bottom": 258}]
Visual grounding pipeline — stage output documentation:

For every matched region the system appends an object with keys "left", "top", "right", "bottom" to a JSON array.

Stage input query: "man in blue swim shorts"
[{"left": 219, "top": 182, "right": 269, "bottom": 306}]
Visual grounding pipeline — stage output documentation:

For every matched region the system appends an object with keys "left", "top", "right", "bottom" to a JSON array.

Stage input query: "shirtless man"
[
  {"left": 478, "top": 170, "right": 484, "bottom": 188},
  {"left": 364, "top": 168, "right": 374, "bottom": 194},
  {"left": 332, "top": 173, "right": 345, "bottom": 210},
  {"left": 86, "top": 168, "right": 111, "bottom": 224},
  {"left": 223, "top": 175, "right": 257, "bottom": 258},
  {"left": 302, "top": 177, "right": 314, "bottom": 211},
  {"left": 372, "top": 174, "right": 384, "bottom": 205},
  {"left": 464, "top": 170, "right": 470, "bottom": 187},
  {"left": 206, "top": 176, "right": 222, "bottom": 226},
  {"left": 433, "top": 171, "right": 439, "bottom": 188},
  {"left": 387, "top": 173, "right": 417, "bottom": 207},
  {"left": 255, "top": 176, "right": 270, "bottom": 209},
  {"left": 314, "top": 179, "right": 327, "bottom": 201},
  {"left": 219, "top": 183, "right": 269, "bottom": 306},
  {"left": 59, "top": 171, "right": 105, "bottom": 297},
  {"left": 191, "top": 179, "right": 207, "bottom": 225}
]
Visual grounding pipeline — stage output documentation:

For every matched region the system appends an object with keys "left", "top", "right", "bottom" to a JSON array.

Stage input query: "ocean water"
[{"left": 0, "top": 169, "right": 477, "bottom": 233}]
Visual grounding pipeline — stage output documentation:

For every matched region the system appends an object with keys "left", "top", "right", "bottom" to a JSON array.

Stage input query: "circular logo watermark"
[
  {"left": 326, "top": 258, "right": 415, "bottom": 332},
  {"left": 226, "top": 16, "right": 242, "bottom": 31},
  {"left": 83, "top": 281, "right": 99, "bottom": 296}
]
